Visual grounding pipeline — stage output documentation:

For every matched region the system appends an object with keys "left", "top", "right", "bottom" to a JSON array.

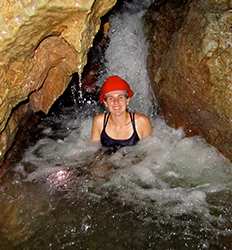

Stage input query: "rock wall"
[
  {"left": 147, "top": 0, "right": 232, "bottom": 160},
  {"left": 0, "top": 0, "right": 116, "bottom": 161}
]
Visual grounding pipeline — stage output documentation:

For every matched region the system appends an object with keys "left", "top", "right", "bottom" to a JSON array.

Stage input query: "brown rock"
[
  {"left": 0, "top": 0, "right": 116, "bottom": 162},
  {"left": 147, "top": 0, "right": 232, "bottom": 160}
]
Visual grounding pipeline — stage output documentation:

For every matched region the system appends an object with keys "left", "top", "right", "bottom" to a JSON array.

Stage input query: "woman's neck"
[{"left": 109, "top": 111, "right": 130, "bottom": 128}]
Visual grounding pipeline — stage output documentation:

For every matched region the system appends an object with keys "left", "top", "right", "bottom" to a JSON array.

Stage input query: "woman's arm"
[
  {"left": 91, "top": 114, "right": 103, "bottom": 142},
  {"left": 135, "top": 113, "right": 153, "bottom": 139}
]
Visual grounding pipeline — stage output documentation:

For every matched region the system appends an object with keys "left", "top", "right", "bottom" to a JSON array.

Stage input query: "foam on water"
[
  {"left": 17, "top": 111, "right": 232, "bottom": 222},
  {"left": 13, "top": 0, "right": 232, "bottom": 237},
  {"left": 15, "top": 0, "right": 232, "bottom": 219},
  {"left": 2, "top": 2, "right": 232, "bottom": 249},
  {"left": 99, "top": 118, "right": 232, "bottom": 217},
  {"left": 23, "top": 116, "right": 122, "bottom": 166}
]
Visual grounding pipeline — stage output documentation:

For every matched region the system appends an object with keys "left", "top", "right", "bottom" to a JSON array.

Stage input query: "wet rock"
[
  {"left": 147, "top": 0, "right": 232, "bottom": 160},
  {"left": 0, "top": 0, "right": 116, "bottom": 162}
]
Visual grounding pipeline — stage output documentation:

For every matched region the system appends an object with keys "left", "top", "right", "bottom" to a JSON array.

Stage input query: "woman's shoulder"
[
  {"left": 91, "top": 113, "right": 106, "bottom": 141},
  {"left": 94, "top": 112, "right": 105, "bottom": 120},
  {"left": 134, "top": 112, "right": 151, "bottom": 123},
  {"left": 93, "top": 112, "right": 106, "bottom": 126},
  {"left": 133, "top": 112, "right": 153, "bottom": 138}
]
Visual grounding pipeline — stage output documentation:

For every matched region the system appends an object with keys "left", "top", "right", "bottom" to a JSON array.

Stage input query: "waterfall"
[
  {"left": 1, "top": 1, "right": 232, "bottom": 249},
  {"left": 100, "top": 0, "right": 157, "bottom": 115}
]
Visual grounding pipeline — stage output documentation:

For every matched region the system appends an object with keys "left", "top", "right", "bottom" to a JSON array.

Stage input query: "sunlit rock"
[
  {"left": 147, "top": 0, "right": 232, "bottom": 160},
  {"left": 0, "top": 0, "right": 116, "bottom": 161}
]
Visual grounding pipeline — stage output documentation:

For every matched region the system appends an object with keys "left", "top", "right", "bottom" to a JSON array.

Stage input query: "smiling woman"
[{"left": 91, "top": 75, "right": 152, "bottom": 151}]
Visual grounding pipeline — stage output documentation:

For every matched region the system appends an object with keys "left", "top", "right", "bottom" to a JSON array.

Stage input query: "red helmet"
[{"left": 99, "top": 75, "right": 134, "bottom": 103}]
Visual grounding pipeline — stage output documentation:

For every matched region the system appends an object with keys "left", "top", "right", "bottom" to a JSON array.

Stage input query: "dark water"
[
  {"left": 1, "top": 104, "right": 232, "bottom": 250},
  {"left": 1, "top": 0, "right": 232, "bottom": 249}
]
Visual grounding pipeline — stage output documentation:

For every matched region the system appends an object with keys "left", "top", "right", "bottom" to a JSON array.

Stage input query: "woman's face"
[{"left": 103, "top": 90, "right": 129, "bottom": 115}]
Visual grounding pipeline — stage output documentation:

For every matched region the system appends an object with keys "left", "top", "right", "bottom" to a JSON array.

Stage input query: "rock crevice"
[{"left": 0, "top": 0, "right": 116, "bottom": 161}]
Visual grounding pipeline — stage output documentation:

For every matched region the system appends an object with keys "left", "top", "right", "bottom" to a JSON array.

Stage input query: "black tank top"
[{"left": 100, "top": 112, "right": 140, "bottom": 150}]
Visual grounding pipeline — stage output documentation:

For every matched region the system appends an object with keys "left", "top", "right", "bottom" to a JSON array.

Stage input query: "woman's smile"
[{"left": 104, "top": 90, "right": 128, "bottom": 113}]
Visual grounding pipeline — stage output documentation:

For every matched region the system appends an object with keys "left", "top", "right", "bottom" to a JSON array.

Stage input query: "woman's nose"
[{"left": 112, "top": 97, "right": 120, "bottom": 103}]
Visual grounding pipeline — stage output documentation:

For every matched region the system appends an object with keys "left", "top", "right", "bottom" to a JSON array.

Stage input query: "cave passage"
[{"left": 1, "top": 1, "right": 232, "bottom": 249}]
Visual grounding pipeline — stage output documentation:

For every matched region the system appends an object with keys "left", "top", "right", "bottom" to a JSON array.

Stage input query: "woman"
[{"left": 91, "top": 75, "right": 152, "bottom": 150}]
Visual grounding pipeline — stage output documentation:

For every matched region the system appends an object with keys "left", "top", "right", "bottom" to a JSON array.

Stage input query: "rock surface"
[
  {"left": 0, "top": 0, "right": 116, "bottom": 161},
  {"left": 147, "top": 0, "right": 232, "bottom": 160}
]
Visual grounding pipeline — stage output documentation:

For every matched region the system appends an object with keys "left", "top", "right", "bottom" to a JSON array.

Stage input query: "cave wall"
[
  {"left": 147, "top": 0, "right": 232, "bottom": 160},
  {"left": 0, "top": 0, "right": 116, "bottom": 161},
  {"left": 1, "top": 0, "right": 231, "bottom": 163}
]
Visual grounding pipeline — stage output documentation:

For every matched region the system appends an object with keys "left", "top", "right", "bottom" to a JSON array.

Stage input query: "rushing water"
[{"left": 1, "top": 1, "right": 232, "bottom": 249}]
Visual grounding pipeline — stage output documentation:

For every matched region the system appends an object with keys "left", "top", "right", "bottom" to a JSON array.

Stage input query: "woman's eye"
[
  {"left": 106, "top": 95, "right": 127, "bottom": 102},
  {"left": 107, "top": 97, "right": 113, "bottom": 102}
]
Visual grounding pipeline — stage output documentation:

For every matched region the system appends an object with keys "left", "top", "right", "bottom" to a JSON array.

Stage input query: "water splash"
[
  {"left": 77, "top": 75, "right": 83, "bottom": 100},
  {"left": 100, "top": 0, "right": 157, "bottom": 115},
  {"left": 70, "top": 84, "right": 78, "bottom": 106},
  {"left": 69, "top": 72, "right": 85, "bottom": 107},
  {"left": 1, "top": 1, "right": 232, "bottom": 249}
]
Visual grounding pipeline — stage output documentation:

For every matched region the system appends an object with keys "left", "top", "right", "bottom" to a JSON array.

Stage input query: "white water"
[
  {"left": 7, "top": 1, "right": 232, "bottom": 248},
  {"left": 99, "top": 0, "right": 156, "bottom": 115},
  {"left": 16, "top": 112, "right": 232, "bottom": 220},
  {"left": 16, "top": 0, "right": 232, "bottom": 217}
]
